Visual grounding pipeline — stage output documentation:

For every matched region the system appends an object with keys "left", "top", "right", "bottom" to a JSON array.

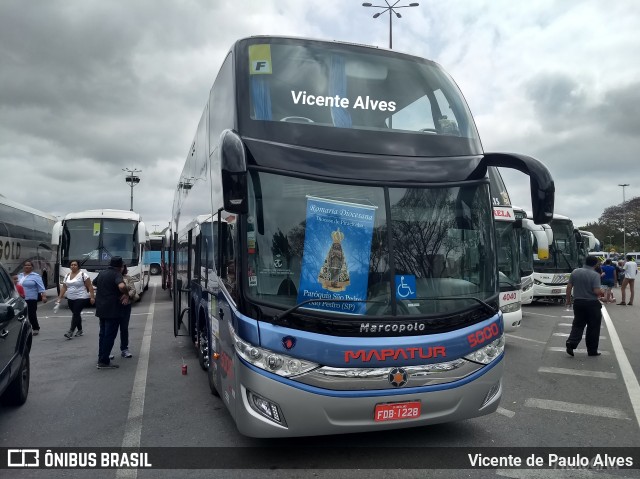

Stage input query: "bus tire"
[
  {"left": 150, "top": 264, "right": 161, "bottom": 275},
  {"left": 198, "top": 329, "right": 208, "bottom": 371}
]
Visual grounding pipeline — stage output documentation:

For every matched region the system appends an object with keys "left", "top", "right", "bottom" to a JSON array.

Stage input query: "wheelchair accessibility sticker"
[{"left": 395, "top": 275, "right": 416, "bottom": 299}]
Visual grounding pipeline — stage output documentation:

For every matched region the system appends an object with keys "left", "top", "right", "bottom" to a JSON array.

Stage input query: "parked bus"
[
  {"left": 488, "top": 169, "right": 522, "bottom": 332},
  {"left": 144, "top": 234, "right": 165, "bottom": 275},
  {"left": 530, "top": 213, "right": 584, "bottom": 301},
  {"left": 171, "top": 36, "right": 555, "bottom": 437},
  {"left": 514, "top": 207, "right": 550, "bottom": 305},
  {"left": 162, "top": 229, "right": 173, "bottom": 295},
  {"left": 52, "top": 209, "right": 150, "bottom": 296},
  {"left": 0, "top": 195, "right": 56, "bottom": 287},
  {"left": 579, "top": 230, "right": 601, "bottom": 252}
]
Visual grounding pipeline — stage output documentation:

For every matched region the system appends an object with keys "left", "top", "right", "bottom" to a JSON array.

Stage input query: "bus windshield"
[
  {"left": 495, "top": 221, "right": 519, "bottom": 288},
  {"left": 534, "top": 219, "right": 579, "bottom": 273},
  {"left": 243, "top": 39, "right": 482, "bottom": 156},
  {"left": 245, "top": 172, "right": 495, "bottom": 317},
  {"left": 61, "top": 219, "right": 140, "bottom": 267},
  {"left": 517, "top": 227, "right": 534, "bottom": 277}
]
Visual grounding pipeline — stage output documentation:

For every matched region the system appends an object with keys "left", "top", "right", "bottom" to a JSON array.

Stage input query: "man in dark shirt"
[
  {"left": 93, "top": 256, "right": 129, "bottom": 369},
  {"left": 565, "top": 256, "right": 603, "bottom": 357}
]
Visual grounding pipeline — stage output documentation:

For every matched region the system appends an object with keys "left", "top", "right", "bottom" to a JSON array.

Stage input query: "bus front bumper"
[
  {"left": 232, "top": 357, "right": 503, "bottom": 438},
  {"left": 533, "top": 284, "right": 567, "bottom": 299}
]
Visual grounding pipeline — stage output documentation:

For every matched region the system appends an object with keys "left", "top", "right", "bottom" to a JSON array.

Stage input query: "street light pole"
[
  {"left": 619, "top": 183, "right": 629, "bottom": 255},
  {"left": 362, "top": 1, "right": 420, "bottom": 49},
  {"left": 123, "top": 168, "right": 142, "bottom": 212}
]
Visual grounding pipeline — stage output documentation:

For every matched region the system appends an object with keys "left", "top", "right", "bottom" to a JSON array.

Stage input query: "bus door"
[
  {"left": 214, "top": 211, "right": 239, "bottom": 411},
  {"left": 174, "top": 230, "right": 193, "bottom": 337}
]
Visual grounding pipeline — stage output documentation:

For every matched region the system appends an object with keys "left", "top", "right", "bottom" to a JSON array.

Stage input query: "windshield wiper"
[
  {"left": 406, "top": 296, "right": 498, "bottom": 315},
  {"left": 272, "top": 295, "right": 498, "bottom": 325},
  {"left": 79, "top": 245, "right": 113, "bottom": 267}
]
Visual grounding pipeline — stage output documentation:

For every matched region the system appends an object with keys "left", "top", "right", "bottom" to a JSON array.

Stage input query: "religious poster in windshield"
[{"left": 297, "top": 196, "right": 376, "bottom": 315}]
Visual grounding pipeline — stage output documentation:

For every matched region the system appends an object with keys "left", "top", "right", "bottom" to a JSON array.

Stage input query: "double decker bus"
[
  {"left": 0, "top": 195, "right": 56, "bottom": 287},
  {"left": 52, "top": 209, "right": 150, "bottom": 296},
  {"left": 171, "top": 36, "right": 555, "bottom": 437},
  {"left": 531, "top": 213, "right": 584, "bottom": 301}
]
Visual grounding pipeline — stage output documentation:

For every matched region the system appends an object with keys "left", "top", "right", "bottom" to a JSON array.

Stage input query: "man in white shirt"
[{"left": 620, "top": 255, "right": 638, "bottom": 306}]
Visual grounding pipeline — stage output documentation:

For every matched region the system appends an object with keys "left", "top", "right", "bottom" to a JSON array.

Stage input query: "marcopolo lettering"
[
  {"left": 360, "top": 322, "right": 426, "bottom": 334},
  {"left": 344, "top": 346, "right": 446, "bottom": 363}
]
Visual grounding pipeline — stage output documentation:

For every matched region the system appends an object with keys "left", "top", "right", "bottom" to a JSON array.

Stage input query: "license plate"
[
  {"left": 374, "top": 401, "right": 421, "bottom": 422},
  {"left": 551, "top": 289, "right": 561, "bottom": 294}
]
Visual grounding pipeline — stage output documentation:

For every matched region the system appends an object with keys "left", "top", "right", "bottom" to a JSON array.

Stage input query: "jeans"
[
  {"left": 98, "top": 318, "right": 120, "bottom": 365},
  {"left": 67, "top": 298, "right": 90, "bottom": 333},
  {"left": 566, "top": 300, "right": 602, "bottom": 354},
  {"left": 118, "top": 305, "right": 132, "bottom": 351}
]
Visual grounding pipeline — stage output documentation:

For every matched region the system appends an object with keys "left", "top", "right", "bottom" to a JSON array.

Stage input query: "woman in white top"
[
  {"left": 620, "top": 255, "right": 638, "bottom": 306},
  {"left": 56, "top": 260, "right": 96, "bottom": 339}
]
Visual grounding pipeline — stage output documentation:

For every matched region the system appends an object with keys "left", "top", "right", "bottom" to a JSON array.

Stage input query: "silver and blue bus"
[
  {"left": 0, "top": 195, "right": 56, "bottom": 287},
  {"left": 170, "top": 36, "right": 555, "bottom": 437}
]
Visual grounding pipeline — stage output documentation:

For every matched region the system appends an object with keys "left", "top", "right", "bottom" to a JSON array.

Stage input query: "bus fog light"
[{"left": 248, "top": 391, "right": 286, "bottom": 425}]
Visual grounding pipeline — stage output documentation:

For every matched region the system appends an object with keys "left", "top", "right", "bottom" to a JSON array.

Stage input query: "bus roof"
[
  {"left": 0, "top": 194, "right": 57, "bottom": 221},
  {"left": 62, "top": 209, "right": 142, "bottom": 221}
]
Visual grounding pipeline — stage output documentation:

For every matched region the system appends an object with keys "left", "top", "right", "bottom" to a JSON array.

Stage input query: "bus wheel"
[
  {"left": 150, "top": 265, "right": 161, "bottom": 275},
  {"left": 198, "top": 330, "right": 209, "bottom": 371},
  {"left": 207, "top": 357, "right": 220, "bottom": 397}
]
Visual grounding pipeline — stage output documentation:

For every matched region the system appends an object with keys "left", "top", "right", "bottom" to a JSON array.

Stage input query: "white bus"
[
  {"left": 0, "top": 195, "right": 57, "bottom": 287},
  {"left": 52, "top": 209, "right": 150, "bottom": 296},
  {"left": 579, "top": 230, "right": 600, "bottom": 253},
  {"left": 513, "top": 207, "right": 550, "bottom": 305},
  {"left": 530, "top": 213, "right": 584, "bottom": 301}
]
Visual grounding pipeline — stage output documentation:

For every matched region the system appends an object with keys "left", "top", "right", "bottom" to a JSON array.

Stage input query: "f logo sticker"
[{"left": 249, "top": 44, "right": 273, "bottom": 74}]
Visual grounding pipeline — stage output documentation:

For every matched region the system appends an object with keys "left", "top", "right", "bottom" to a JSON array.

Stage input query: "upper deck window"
[{"left": 243, "top": 40, "right": 481, "bottom": 155}]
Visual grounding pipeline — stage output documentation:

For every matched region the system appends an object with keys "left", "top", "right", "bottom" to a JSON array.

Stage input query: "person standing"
[
  {"left": 93, "top": 256, "right": 129, "bottom": 369},
  {"left": 56, "top": 260, "right": 96, "bottom": 339},
  {"left": 620, "top": 255, "right": 638, "bottom": 306},
  {"left": 565, "top": 256, "right": 603, "bottom": 357},
  {"left": 18, "top": 261, "right": 47, "bottom": 335},
  {"left": 113, "top": 264, "right": 138, "bottom": 359},
  {"left": 600, "top": 259, "right": 617, "bottom": 303}
]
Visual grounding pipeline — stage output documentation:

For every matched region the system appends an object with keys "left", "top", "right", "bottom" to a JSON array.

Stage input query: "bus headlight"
[
  {"left": 500, "top": 302, "right": 521, "bottom": 313},
  {"left": 464, "top": 335, "right": 505, "bottom": 365},
  {"left": 230, "top": 326, "right": 319, "bottom": 377}
]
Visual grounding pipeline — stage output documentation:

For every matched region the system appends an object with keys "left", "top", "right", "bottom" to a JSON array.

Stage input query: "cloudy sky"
[{"left": 1, "top": 0, "right": 639, "bottom": 231}]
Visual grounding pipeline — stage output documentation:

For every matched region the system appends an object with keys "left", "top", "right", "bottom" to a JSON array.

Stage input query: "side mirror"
[
  {"left": 52, "top": 221, "right": 62, "bottom": 246},
  {"left": 0, "top": 303, "right": 15, "bottom": 322},
  {"left": 220, "top": 130, "right": 248, "bottom": 214},
  {"left": 138, "top": 222, "right": 147, "bottom": 244},
  {"left": 482, "top": 152, "right": 555, "bottom": 224}
]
